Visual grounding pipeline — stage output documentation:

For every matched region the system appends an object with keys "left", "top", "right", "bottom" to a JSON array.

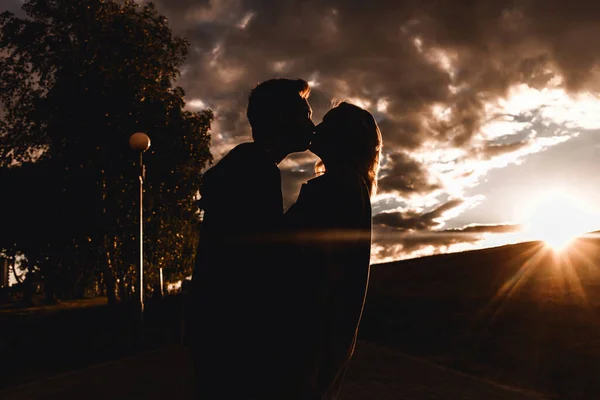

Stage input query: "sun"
[
  {"left": 542, "top": 231, "right": 576, "bottom": 251},
  {"left": 524, "top": 190, "right": 597, "bottom": 252}
]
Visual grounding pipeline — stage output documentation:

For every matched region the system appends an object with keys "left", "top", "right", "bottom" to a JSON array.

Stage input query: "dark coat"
[
  {"left": 284, "top": 169, "right": 372, "bottom": 399},
  {"left": 190, "top": 142, "right": 287, "bottom": 397}
]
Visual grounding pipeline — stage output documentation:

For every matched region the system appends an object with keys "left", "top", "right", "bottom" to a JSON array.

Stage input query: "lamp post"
[{"left": 129, "top": 132, "right": 151, "bottom": 321}]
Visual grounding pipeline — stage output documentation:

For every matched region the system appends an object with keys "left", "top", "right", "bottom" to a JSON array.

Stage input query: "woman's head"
[{"left": 311, "top": 102, "right": 382, "bottom": 196}]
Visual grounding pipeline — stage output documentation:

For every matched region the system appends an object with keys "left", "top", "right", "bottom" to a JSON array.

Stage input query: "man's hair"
[{"left": 247, "top": 78, "right": 310, "bottom": 144}]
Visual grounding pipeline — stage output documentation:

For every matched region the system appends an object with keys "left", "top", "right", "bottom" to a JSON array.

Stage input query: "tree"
[{"left": 0, "top": 0, "right": 212, "bottom": 303}]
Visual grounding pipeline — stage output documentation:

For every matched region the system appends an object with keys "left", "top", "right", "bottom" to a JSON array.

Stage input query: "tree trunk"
[
  {"left": 103, "top": 235, "right": 118, "bottom": 306},
  {"left": 43, "top": 267, "right": 57, "bottom": 304},
  {"left": 101, "top": 173, "right": 118, "bottom": 307}
]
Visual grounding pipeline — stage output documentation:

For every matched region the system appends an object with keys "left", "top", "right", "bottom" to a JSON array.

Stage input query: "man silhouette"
[{"left": 189, "top": 79, "right": 314, "bottom": 399}]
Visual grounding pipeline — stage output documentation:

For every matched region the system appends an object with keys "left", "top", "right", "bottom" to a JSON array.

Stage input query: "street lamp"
[{"left": 129, "top": 132, "right": 151, "bottom": 320}]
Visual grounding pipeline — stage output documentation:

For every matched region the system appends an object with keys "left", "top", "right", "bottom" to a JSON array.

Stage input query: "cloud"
[
  {"left": 371, "top": 195, "right": 521, "bottom": 262},
  {"left": 146, "top": 0, "right": 600, "bottom": 159},
  {"left": 476, "top": 140, "right": 531, "bottom": 160},
  {"left": 377, "top": 151, "right": 441, "bottom": 197},
  {"left": 373, "top": 199, "right": 464, "bottom": 231},
  {"left": 372, "top": 222, "right": 522, "bottom": 263},
  {"left": 443, "top": 223, "right": 523, "bottom": 234},
  {"left": 82, "top": 0, "right": 600, "bottom": 259}
]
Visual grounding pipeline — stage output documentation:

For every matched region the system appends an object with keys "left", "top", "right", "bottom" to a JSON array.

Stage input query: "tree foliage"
[{"left": 0, "top": 0, "right": 212, "bottom": 302}]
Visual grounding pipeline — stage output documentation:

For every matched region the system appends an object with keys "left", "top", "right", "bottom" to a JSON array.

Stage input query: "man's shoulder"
[
  {"left": 204, "top": 143, "right": 274, "bottom": 179},
  {"left": 199, "top": 142, "right": 281, "bottom": 210},
  {"left": 226, "top": 141, "right": 255, "bottom": 156},
  {"left": 225, "top": 142, "right": 272, "bottom": 165}
]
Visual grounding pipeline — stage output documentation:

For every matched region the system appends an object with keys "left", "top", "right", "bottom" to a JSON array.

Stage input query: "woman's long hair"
[{"left": 315, "top": 102, "right": 382, "bottom": 196}]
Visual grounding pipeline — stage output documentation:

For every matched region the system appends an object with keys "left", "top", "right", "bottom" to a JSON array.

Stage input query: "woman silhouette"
[{"left": 284, "top": 101, "right": 382, "bottom": 400}]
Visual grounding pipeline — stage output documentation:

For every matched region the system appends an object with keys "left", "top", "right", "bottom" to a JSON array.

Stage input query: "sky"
[{"left": 4, "top": 0, "right": 600, "bottom": 263}]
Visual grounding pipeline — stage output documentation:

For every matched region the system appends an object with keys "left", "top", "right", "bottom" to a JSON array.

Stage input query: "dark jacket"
[
  {"left": 284, "top": 170, "right": 372, "bottom": 399},
  {"left": 190, "top": 142, "right": 286, "bottom": 397}
]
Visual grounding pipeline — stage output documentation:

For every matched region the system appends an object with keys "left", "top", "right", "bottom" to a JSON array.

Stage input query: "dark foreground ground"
[
  {"left": 0, "top": 296, "right": 181, "bottom": 389},
  {"left": 3, "top": 237, "right": 600, "bottom": 399},
  {"left": 1, "top": 342, "right": 545, "bottom": 400}
]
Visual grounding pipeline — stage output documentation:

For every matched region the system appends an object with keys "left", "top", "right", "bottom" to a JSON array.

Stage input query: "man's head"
[{"left": 247, "top": 79, "right": 314, "bottom": 160}]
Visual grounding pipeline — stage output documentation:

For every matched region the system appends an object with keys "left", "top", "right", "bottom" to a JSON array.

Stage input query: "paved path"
[{"left": 1, "top": 342, "right": 546, "bottom": 400}]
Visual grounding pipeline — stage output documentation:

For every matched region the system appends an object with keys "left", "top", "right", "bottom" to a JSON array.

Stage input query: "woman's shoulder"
[
  {"left": 288, "top": 171, "right": 371, "bottom": 227},
  {"left": 302, "top": 171, "right": 369, "bottom": 208},
  {"left": 302, "top": 173, "right": 345, "bottom": 197},
  {"left": 308, "top": 170, "right": 366, "bottom": 191}
]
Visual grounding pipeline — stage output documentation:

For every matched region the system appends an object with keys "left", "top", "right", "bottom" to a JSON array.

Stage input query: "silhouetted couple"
[{"left": 189, "top": 79, "right": 382, "bottom": 400}]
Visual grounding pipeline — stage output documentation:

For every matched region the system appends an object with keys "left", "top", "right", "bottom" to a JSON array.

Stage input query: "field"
[{"left": 361, "top": 237, "right": 600, "bottom": 399}]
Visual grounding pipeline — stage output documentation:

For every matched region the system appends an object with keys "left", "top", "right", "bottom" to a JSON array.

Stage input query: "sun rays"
[{"left": 467, "top": 234, "right": 600, "bottom": 344}]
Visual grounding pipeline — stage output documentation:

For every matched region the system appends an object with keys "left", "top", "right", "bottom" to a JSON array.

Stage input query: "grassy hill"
[{"left": 360, "top": 236, "right": 600, "bottom": 399}]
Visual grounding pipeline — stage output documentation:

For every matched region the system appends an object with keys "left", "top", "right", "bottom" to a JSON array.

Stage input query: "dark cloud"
[
  {"left": 373, "top": 199, "right": 463, "bottom": 231},
  {"left": 144, "top": 0, "right": 600, "bottom": 194},
  {"left": 372, "top": 193, "right": 521, "bottom": 259},
  {"left": 476, "top": 140, "right": 530, "bottom": 159},
  {"left": 151, "top": 0, "right": 454, "bottom": 149},
  {"left": 372, "top": 222, "right": 522, "bottom": 260},
  {"left": 143, "top": 0, "right": 600, "bottom": 191},
  {"left": 442, "top": 223, "right": 522, "bottom": 234},
  {"left": 377, "top": 152, "right": 441, "bottom": 196}
]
